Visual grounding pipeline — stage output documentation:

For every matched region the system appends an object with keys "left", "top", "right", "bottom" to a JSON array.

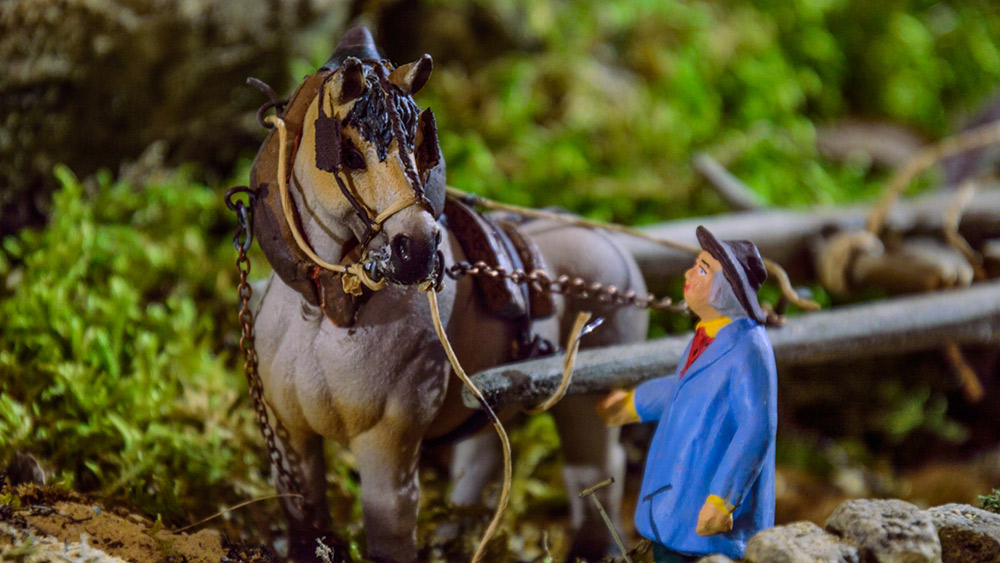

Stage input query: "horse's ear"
[
  {"left": 415, "top": 108, "right": 445, "bottom": 217},
  {"left": 339, "top": 57, "right": 366, "bottom": 103},
  {"left": 388, "top": 54, "right": 433, "bottom": 96}
]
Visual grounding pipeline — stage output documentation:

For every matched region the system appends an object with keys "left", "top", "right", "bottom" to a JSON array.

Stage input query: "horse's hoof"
[
  {"left": 567, "top": 525, "right": 617, "bottom": 562},
  {"left": 288, "top": 529, "right": 346, "bottom": 563}
]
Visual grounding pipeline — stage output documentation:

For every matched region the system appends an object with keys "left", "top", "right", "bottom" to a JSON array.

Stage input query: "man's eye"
[{"left": 699, "top": 267, "right": 706, "bottom": 275}]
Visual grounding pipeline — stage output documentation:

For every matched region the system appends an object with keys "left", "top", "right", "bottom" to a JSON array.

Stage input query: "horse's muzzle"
[{"left": 385, "top": 230, "right": 441, "bottom": 285}]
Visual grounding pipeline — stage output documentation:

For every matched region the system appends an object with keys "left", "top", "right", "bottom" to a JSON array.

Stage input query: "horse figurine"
[{"left": 246, "top": 26, "right": 649, "bottom": 562}]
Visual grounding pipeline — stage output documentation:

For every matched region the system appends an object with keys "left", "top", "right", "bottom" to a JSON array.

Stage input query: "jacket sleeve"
[
  {"left": 633, "top": 374, "right": 679, "bottom": 423},
  {"left": 707, "top": 338, "right": 777, "bottom": 511}
]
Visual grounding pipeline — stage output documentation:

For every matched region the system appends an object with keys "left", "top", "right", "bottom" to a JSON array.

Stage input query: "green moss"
[
  {"left": 981, "top": 489, "right": 1000, "bottom": 514},
  {"left": 0, "top": 165, "right": 268, "bottom": 524}
]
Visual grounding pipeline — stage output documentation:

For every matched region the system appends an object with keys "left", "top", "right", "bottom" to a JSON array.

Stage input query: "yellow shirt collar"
[{"left": 696, "top": 316, "right": 731, "bottom": 338}]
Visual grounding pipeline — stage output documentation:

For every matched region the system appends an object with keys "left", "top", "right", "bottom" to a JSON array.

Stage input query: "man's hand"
[
  {"left": 696, "top": 499, "right": 733, "bottom": 536},
  {"left": 596, "top": 390, "right": 640, "bottom": 427}
]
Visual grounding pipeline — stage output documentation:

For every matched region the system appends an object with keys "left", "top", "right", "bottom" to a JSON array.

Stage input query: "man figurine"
[{"left": 597, "top": 226, "right": 777, "bottom": 562}]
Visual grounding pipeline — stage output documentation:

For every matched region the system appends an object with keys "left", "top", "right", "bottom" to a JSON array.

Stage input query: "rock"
[
  {"left": 0, "top": 0, "right": 346, "bottom": 235},
  {"left": 825, "top": 499, "right": 942, "bottom": 562},
  {"left": 928, "top": 503, "right": 1000, "bottom": 563},
  {"left": 695, "top": 555, "right": 736, "bottom": 562},
  {"left": 745, "top": 521, "right": 860, "bottom": 562}
]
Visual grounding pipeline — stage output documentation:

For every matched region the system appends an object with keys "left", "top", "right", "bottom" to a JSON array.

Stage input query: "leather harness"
[{"left": 249, "top": 68, "right": 555, "bottom": 331}]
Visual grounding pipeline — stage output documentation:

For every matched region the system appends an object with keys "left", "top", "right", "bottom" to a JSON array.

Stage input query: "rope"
[
  {"left": 763, "top": 258, "right": 820, "bottom": 311},
  {"left": 525, "top": 311, "right": 593, "bottom": 414},
  {"left": 448, "top": 187, "right": 699, "bottom": 255},
  {"left": 944, "top": 342, "right": 985, "bottom": 403},
  {"left": 942, "top": 180, "right": 986, "bottom": 280},
  {"left": 446, "top": 187, "right": 821, "bottom": 311},
  {"left": 266, "top": 115, "right": 386, "bottom": 292},
  {"left": 423, "top": 286, "right": 512, "bottom": 563},
  {"left": 173, "top": 493, "right": 303, "bottom": 534},
  {"left": 866, "top": 119, "right": 1000, "bottom": 235}
]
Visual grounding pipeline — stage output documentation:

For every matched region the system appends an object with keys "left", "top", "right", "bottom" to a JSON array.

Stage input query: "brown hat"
[{"left": 696, "top": 226, "right": 767, "bottom": 324}]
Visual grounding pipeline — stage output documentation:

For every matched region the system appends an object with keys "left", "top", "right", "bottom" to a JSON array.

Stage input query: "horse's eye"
[{"left": 343, "top": 147, "right": 367, "bottom": 171}]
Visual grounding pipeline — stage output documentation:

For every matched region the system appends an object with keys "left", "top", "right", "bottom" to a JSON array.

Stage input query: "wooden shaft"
[{"left": 462, "top": 280, "right": 1000, "bottom": 409}]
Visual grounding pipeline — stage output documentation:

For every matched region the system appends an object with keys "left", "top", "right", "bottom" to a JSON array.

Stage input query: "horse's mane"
[{"left": 343, "top": 68, "right": 421, "bottom": 162}]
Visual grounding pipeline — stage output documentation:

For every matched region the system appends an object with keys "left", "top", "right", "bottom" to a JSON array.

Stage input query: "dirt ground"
[
  {"left": 0, "top": 483, "right": 276, "bottom": 563},
  {"left": 1, "top": 451, "right": 996, "bottom": 563}
]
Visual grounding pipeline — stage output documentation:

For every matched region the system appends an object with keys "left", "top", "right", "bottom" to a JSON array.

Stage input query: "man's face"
[{"left": 684, "top": 251, "right": 723, "bottom": 319}]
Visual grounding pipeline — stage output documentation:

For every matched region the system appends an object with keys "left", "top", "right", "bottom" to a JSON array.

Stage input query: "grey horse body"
[{"left": 256, "top": 217, "right": 648, "bottom": 562}]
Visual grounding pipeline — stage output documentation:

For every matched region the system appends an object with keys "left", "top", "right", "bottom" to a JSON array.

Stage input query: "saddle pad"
[
  {"left": 444, "top": 198, "right": 528, "bottom": 320},
  {"left": 494, "top": 218, "right": 555, "bottom": 320}
]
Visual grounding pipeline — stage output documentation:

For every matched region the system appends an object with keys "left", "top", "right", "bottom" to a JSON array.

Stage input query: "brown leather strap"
[
  {"left": 443, "top": 199, "right": 528, "bottom": 320},
  {"left": 250, "top": 71, "right": 369, "bottom": 327}
]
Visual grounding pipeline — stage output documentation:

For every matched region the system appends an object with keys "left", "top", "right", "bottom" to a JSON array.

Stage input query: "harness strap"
[
  {"left": 267, "top": 114, "right": 387, "bottom": 293},
  {"left": 373, "top": 192, "right": 420, "bottom": 228}
]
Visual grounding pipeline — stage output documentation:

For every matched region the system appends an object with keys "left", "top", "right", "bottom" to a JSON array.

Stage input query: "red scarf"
[{"left": 681, "top": 327, "right": 714, "bottom": 376}]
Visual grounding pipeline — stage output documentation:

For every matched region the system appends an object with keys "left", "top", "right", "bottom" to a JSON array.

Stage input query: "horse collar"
[{"left": 250, "top": 72, "right": 372, "bottom": 327}]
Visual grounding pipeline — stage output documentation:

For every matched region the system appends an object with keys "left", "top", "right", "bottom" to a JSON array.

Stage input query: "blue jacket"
[{"left": 633, "top": 317, "right": 776, "bottom": 559}]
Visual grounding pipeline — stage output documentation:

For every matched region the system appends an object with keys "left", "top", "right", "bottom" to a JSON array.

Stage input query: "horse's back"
[{"left": 520, "top": 219, "right": 649, "bottom": 347}]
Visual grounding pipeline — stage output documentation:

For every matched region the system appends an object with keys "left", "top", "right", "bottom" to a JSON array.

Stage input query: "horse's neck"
[{"left": 289, "top": 169, "right": 352, "bottom": 265}]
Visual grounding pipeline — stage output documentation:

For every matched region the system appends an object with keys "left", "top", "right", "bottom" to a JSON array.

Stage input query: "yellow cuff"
[
  {"left": 707, "top": 494, "right": 735, "bottom": 514},
  {"left": 625, "top": 389, "right": 640, "bottom": 423}
]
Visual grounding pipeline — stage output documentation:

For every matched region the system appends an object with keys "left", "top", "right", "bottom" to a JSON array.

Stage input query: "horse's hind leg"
[
  {"left": 273, "top": 425, "right": 337, "bottom": 562},
  {"left": 551, "top": 396, "right": 627, "bottom": 559},
  {"left": 448, "top": 428, "right": 502, "bottom": 508},
  {"left": 526, "top": 221, "right": 649, "bottom": 559}
]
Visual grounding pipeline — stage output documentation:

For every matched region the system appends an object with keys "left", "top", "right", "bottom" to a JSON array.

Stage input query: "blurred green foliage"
[
  {"left": 412, "top": 0, "right": 1000, "bottom": 221},
  {"left": 0, "top": 166, "right": 269, "bottom": 522}
]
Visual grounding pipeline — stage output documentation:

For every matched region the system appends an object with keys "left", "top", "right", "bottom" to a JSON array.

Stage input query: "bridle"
[{"left": 268, "top": 60, "right": 436, "bottom": 294}]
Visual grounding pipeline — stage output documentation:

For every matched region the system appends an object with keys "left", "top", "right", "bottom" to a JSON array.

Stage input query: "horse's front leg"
[
  {"left": 350, "top": 422, "right": 424, "bottom": 563},
  {"left": 273, "top": 424, "right": 337, "bottom": 562}
]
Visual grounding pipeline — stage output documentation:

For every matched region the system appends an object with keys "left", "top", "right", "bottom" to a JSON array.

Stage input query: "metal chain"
[
  {"left": 445, "top": 260, "right": 688, "bottom": 313},
  {"left": 229, "top": 188, "right": 304, "bottom": 510}
]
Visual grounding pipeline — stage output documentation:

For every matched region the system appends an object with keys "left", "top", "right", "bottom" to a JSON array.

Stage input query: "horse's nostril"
[
  {"left": 389, "top": 233, "right": 436, "bottom": 285},
  {"left": 392, "top": 235, "right": 411, "bottom": 261}
]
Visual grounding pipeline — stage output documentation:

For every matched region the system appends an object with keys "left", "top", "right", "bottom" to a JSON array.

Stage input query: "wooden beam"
[
  {"left": 693, "top": 152, "right": 766, "bottom": 211},
  {"left": 462, "top": 280, "right": 1000, "bottom": 410},
  {"left": 619, "top": 188, "right": 1000, "bottom": 292}
]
